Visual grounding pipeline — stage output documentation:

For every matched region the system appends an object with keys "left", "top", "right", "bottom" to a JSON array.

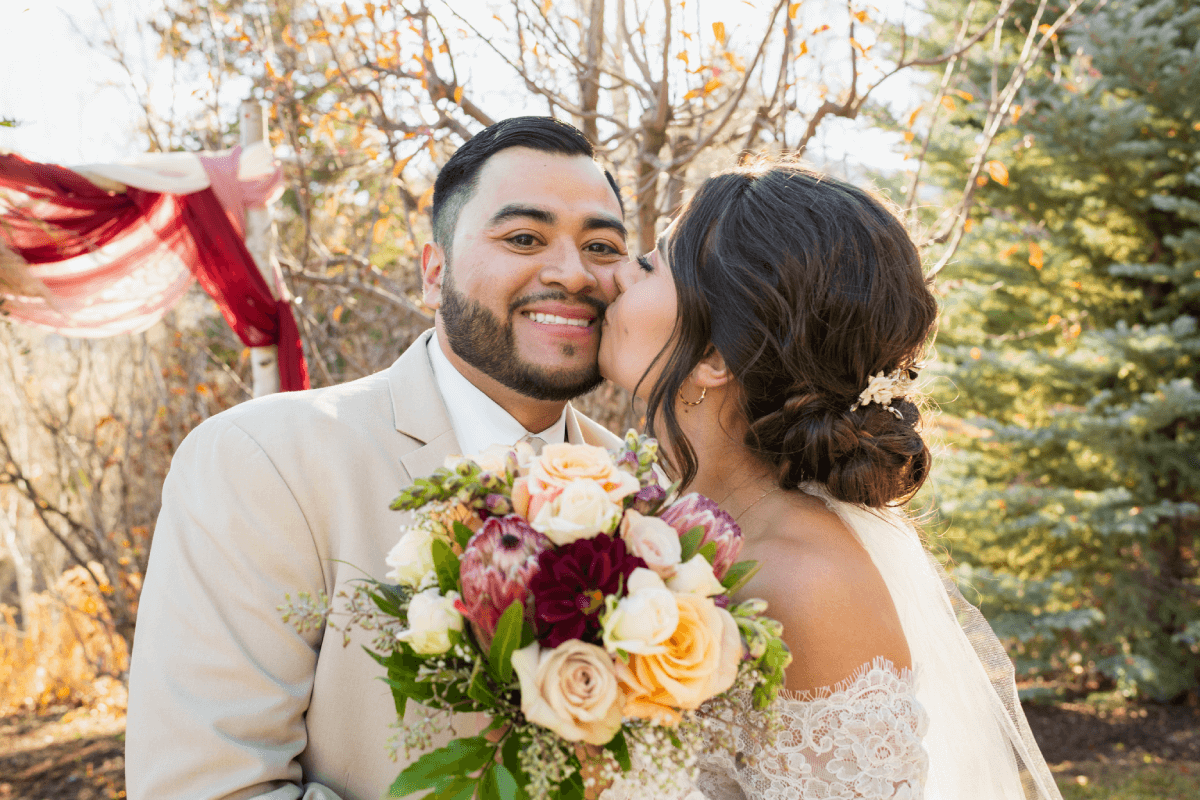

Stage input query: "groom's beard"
[{"left": 440, "top": 278, "right": 605, "bottom": 402}]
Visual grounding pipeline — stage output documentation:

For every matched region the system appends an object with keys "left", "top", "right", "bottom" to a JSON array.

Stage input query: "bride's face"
[{"left": 598, "top": 235, "right": 679, "bottom": 399}]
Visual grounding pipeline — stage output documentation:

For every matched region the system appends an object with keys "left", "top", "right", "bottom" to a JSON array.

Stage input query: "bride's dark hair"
[{"left": 644, "top": 162, "right": 938, "bottom": 508}]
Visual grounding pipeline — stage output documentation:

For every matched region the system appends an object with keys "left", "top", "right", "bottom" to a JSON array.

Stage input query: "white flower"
[
  {"left": 531, "top": 478, "right": 623, "bottom": 545},
  {"left": 602, "top": 568, "right": 680, "bottom": 655},
  {"left": 511, "top": 640, "right": 624, "bottom": 745},
  {"left": 666, "top": 554, "right": 725, "bottom": 597},
  {"left": 620, "top": 510, "right": 683, "bottom": 578},
  {"left": 385, "top": 525, "right": 437, "bottom": 587},
  {"left": 396, "top": 588, "right": 463, "bottom": 655}
]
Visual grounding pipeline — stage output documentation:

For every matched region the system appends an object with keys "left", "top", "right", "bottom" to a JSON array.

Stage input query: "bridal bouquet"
[{"left": 284, "top": 432, "right": 790, "bottom": 800}]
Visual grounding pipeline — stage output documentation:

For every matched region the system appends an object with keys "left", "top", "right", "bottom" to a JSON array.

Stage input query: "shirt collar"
[{"left": 428, "top": 331, "right": 567, "bottom": 457}]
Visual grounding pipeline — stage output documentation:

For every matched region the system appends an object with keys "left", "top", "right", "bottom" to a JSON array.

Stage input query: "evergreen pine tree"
[{"left": 928, "top": 0, "right": 1200, "bottom": 700}]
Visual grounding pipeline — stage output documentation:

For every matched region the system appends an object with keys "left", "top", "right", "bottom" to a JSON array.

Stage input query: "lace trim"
[{"left": 697, "top": 657, "right": 930, "bottom": 800}]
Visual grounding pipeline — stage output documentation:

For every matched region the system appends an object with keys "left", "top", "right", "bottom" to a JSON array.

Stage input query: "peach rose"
[
  {"left": 616, "top": 593, "right": 742, "bottom": 725},
  {"left": 511, "top": 640, "right": 625, "bottom": 746},
  {"left": 528, "top": 443, "right": 640, "bottom": 503}
]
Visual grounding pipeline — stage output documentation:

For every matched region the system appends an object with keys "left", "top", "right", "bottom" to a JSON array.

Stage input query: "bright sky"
[{"left": 0, "top": 0, "right": 919, "bottom": 172}]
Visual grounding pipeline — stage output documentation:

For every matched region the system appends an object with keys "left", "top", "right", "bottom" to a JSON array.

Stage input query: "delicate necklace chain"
[{"left": 718, "top": 482, "right": 783, "bottom": 523}]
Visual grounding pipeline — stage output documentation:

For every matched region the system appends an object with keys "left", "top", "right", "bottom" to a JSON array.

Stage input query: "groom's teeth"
[{"left": 527, "top": 312, "right": 590, "bottom": 327}]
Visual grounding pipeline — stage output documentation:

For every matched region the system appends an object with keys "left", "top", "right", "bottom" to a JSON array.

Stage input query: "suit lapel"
[{"left": 387, "top": 330, "right": 464, "bottom": 481}]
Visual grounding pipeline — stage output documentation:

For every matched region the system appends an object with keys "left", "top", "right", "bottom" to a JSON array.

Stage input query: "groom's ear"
[
  {"left": 691, "top": 346, "right": 732, "bottom": 389},
  {"left": 421, "top": 243, "right": 446, "bottom": 309}
]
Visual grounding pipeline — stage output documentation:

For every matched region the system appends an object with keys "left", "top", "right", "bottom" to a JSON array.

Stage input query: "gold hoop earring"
[{"left": 679, "top": 386, "right": 707, "bottom": 406}]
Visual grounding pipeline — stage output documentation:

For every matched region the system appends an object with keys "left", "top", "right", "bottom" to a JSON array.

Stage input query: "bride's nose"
[{"left": 614, "top": 256, "right": 645, "bottom": 295}]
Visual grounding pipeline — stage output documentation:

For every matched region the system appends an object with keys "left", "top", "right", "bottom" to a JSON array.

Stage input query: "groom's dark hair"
[{"left": 431, "top": 117, "right": 623, "bottom": 256}]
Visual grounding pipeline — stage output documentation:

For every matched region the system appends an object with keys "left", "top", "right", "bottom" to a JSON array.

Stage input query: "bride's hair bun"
[
  {"left": 749, "top": 392, "right": 930, "bottom": 507},
  {"left": 643, "top": 161, "right": 938, "bottom": 507}
]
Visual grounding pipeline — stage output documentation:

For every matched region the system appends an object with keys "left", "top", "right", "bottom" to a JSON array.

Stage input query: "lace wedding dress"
[{"left": 603, "top": 487, "right": 1063, "bottom": 800}]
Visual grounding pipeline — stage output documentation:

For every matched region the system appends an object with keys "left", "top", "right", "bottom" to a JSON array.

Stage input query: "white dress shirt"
[{"left": 427, "top": 331, "right": 567, "bottom": 456}]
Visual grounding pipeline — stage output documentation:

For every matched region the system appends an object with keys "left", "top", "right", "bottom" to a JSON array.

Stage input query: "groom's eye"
[
  {"left": 584, "top": 241, "right": 622, "bottom": 256},
  {"left": 507, "top": 233, "right": 540, "bottom": 248}
]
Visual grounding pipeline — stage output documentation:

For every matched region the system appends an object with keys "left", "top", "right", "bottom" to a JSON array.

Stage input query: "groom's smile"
[{"left": 421, "top": 146, "right": 627, "bottom": 405}]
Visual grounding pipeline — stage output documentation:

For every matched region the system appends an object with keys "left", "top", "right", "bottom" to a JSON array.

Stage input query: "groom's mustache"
[{"left": 508, "top": 291, "right": 608, "bottom": 318}]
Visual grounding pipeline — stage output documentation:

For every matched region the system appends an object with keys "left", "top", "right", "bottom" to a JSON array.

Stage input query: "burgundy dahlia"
[
  {"left": 457, "top": 515, "right": 552, "bottom": 651},
  {"left": 529, "top": 534, "right": 646, "bottom": 648},
  {"left": 659, "top": 493, "right": 744, "bottom": 579}
]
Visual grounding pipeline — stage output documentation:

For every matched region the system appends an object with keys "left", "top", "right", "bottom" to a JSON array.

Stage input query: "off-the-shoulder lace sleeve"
[{"left": 695, "top": 657, "right": 929, "bottom": 800}]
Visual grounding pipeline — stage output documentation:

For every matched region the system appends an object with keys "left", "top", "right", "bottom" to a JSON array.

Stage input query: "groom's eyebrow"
[{"left": 486, "top": 204, "right": 628, "bottom": 240}]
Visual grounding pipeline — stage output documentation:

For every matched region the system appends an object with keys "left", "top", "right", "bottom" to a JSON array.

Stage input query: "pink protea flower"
[
  {"left": 457, "top": 515, "right": 552, "bottom": 651},
  {"left": 658, "top": 493, "right": 744, "bottom": 580}
]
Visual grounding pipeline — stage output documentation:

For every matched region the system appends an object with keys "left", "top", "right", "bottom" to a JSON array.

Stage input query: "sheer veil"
[{"left": 803, "top": 484, "right": 1064, "bottom": 800}]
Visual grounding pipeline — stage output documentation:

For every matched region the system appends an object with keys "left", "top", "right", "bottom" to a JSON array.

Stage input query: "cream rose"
[
  {"left": 531, "top": 479, "right": 622, "bottom": 545},
  {"left": 616, "top": 593, "right": 742, "bottom": 725},
  {"left": 511, "top": 640, "right": 625, "bottom": 745},
  {"left": 528, "top": 443, "right": 640, "bottom": 502},
  {"left": 602, "top": 568, "right": 680, "bottom": 655},
  {"left": 395, "top": 588, "right": 463, "bottom": 655},
  {"left": 620, "top": 510, "right": 683, "bottom": 578},
  {"left": 666, "top": 554, "right": 726, "bottom": 597},
  {"left": 385, "top": 525, "right": 437, "bottom": 587}
]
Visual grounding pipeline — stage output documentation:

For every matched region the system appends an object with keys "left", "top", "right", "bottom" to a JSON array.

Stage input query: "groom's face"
[{"left": 422, "top": 147, "right": 627, "bottom": 401}]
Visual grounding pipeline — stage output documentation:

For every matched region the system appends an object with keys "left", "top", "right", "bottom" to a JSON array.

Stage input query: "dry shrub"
[{"left": 0, "top": 562, "right": 129, "bottom": 717}]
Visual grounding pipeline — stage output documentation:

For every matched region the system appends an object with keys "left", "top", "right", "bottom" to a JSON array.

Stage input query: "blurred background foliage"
[{"left": 0, "top": 0, "right": 1195, "bottom": 714}]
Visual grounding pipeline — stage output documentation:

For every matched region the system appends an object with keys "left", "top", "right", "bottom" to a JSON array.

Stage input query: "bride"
[{"left": 595, "top": 161, "right": 1063, "bottom": 799}]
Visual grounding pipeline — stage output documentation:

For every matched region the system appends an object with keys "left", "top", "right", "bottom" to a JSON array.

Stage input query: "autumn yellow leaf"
[
  {"left": 940, "top": 95, "right": 957, "bottom": 111},
  {"left": 1047, "top": 314, "right": 1062, "bottom": 326},
  {"left": 903, "top": 131, "right": 915, "bottom": 143},
  {"left": 439, "top": 42, "right": 449, "bottom": 54},
  {"left": 1029, "top": 242, "right": 1044, "bottom": 270},
  {"left": 392, "top": 154, "right": 413, "bottom": 178},
  {"left": 677, "top": 50, "right": 690, "bottom": 64},
  {"left": 812, "top": 24, "right": 830, "bottom": 34},
  {"left": 542, "top": 0, "right": 553, "bottom": 13},
  {"left": 789, "top": 3, "right": 801, "bottom": 19},
  {"left": 713, "top": 21, "right": 726, "bottom": 42},
  {"left": 1000, "top": 244, "right": 1020, "bottom": 259},
  {"left": 795, "top": 40, "right": 809, "bottom": 57},
  {"left": 454, "top": 86, "right": 464, "bottom": 104},
  {"left": 681, "top": 30, "right": 693, "bottom": 40},
  {"left": 683, "top": 88, "right": 701, "bottom": 100},
  {"left": 963, "top": 218, "right": 974, "bottom": 233},
  {"left": 417, "top": 186, "right": 435, "bottom": 214},
  {"left": 854, "top": 10, "right": 869, "bottom": 22},
  {"left": 954, "top": 89, "right": 974, "bottom": 102},
  {"left": 332, "top": 305, "right": 345, "bottom": 322},
  {"left": 970, "top": 347, "right": 982, "bottom": 360},
  {"left": 976, "top": 175, "right": 989, "bottom": 187},
  {"left": 985, "top": 160, "right": 1010, "bottom": 186},
  {"left": 703, "top": 78, "right": 723, "bottom": 94},
  {"left": 849, "top": 37, "right": 870, "bottom": 57},
  {"left": 907, "top": 105, "right": 923, "bottom": 128},
  {"left": 1011, "top": 104, "right": 1023, "bottom": 124}
]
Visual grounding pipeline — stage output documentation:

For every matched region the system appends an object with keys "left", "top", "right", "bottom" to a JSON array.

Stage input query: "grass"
[{"left": 1055, "top": 761, "right": 1200, "bottom": 799}]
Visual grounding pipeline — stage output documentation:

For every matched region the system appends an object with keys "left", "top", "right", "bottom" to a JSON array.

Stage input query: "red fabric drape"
[{"left": 0, "top": 152, "right": 308, "bottom": 391}]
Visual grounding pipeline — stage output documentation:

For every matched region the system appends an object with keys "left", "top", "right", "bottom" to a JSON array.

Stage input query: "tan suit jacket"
[{"left": 126, "top": 330, "right": 621, "bottom": 800}]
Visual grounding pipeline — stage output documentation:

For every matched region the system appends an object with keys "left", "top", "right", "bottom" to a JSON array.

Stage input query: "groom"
[{"left": 125, "top": 117, "right": 628, "bottom": 800}]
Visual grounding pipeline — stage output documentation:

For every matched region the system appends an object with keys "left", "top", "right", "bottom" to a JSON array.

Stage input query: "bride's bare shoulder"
[{"left": 735, "top": 491, "right": 911, "bottom": 694}]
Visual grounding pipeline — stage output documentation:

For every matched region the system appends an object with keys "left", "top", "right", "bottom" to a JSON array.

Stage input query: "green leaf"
[
  {"left": 488, "top": 600, "right": 525, "bottom": 684},
  {"left": 491, "top": 764, "right": 521, "bottom": 800},
  {"left": 720, "top": 560, "right": 761, "bottom": 595},
  {"left": 431, "top": 538, "right": 461, "bottom": 594},
  {"left": 519, "top": 620, "right": 536, "bottom": 648},
  {"left": 429, "top": 777, "right": 479, "bottom": 800},
  {"left": 603, "top": 729, "right": 632, "bottom": 772},
  {"left": 467, "top": 660, "right": 498, "bottom": 706},
  {"left": 678, "top": 525, "right": 705, "bottom": 561},
  {"left": 479, "top": 763, "right": 500, "bottom": 800},
  {"left": 387, "top": 736, "right": 492, "bottom": 797},
  {"left": 697, "top": 540, "right": 718, "bottom": 566},
  {"left": 558, "top": 768, "right": 586, "bottom": 800},
  {"left": 453, "top": 521, "right": 476, "bottom": 550}
]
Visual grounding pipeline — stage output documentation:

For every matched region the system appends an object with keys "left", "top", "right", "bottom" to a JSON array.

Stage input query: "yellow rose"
[
  {"left": 616, "top": 593, "right": 742, "bottom": 725},
  {"left": 528, "top": 443, "right": 640, "bottom": 503},
  {"left": 511, "top": 640, "right": 625, "bottom": 746}
]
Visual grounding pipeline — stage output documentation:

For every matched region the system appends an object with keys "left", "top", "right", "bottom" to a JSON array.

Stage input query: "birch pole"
[{"left": 239, "top": 100, "right": 282, "bottom": 397}]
